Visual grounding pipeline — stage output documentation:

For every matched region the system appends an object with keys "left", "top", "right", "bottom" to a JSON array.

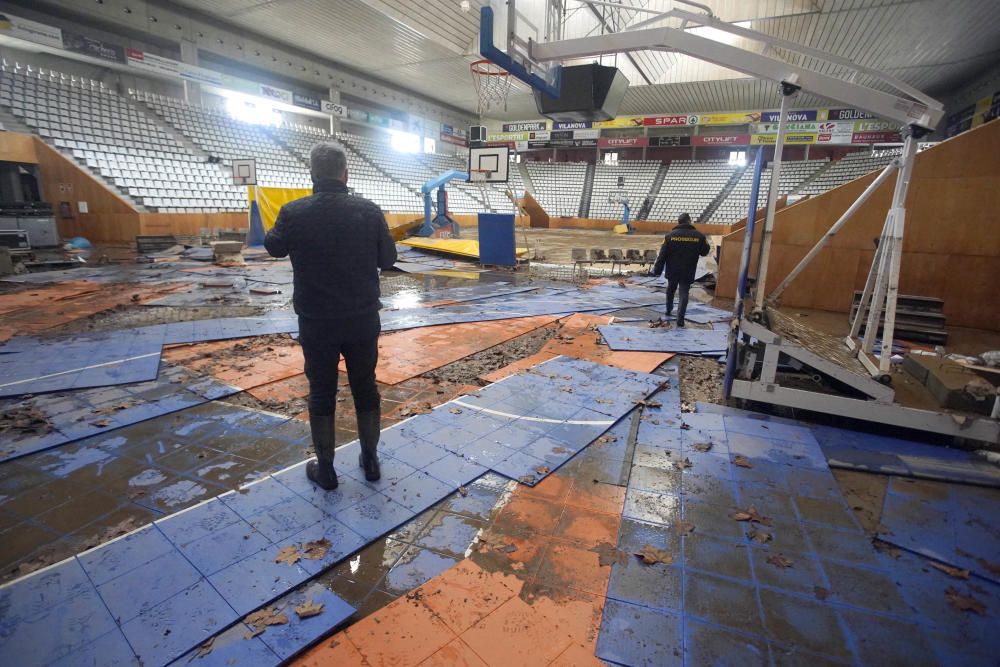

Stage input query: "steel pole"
[
  {"left": 877, "top": 133, "right": 919, "bottom": 371},
  {"left": 767, "top": 161, "right": 898, "bottom": 304},
  {"left": 753, "top": 85, "right": 796, "bottom": 313},
  {"left": 723, "top": 146, "right": 766, "bottom": 399}
]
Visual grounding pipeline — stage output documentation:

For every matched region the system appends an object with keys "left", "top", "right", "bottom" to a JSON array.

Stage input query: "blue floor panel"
[{"left": 599, "top": 324, "right": 728, "bottom": 354}]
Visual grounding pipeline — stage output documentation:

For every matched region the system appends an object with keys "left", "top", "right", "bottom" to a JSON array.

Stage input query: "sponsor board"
[
  {"left": 292, "top": 93, "right": 322, "bottom": 111},
  {"left": 503, "top": 121, "right": 547, "bottom": 132},
  {"left": 691, "top": 135, "right": 749, "bottom": 146},
  {"left": 851, "top": 131, "right": 902, "bottom": 144},
  {"left": 750, "top": 133, "right": 817, "bottom": 145},
  {"left": 853, "top": 120, "right": 897, "bottom": 132},
  {"left": 598, "top": 116, "right": 646, "bottom": 129},
  {"left": 528, "top": 130, "right": 550, "bottom": 141},
  {"left": 126, "top": 49, "right": 227, "bottom": 87},
  {"left": 761, "top": 109, "right": 818, "bottom": 122},
  {"left": 598, "top": 136, "right": 649, "bottom": 148},
  {"left": 574, "top": 128, "right": 600, "bottom": 139},
  {"left": 0, "top": 12, "right": 63, "bottom": 49},
  {"left": 696, "top": 111, "right": 761, "bottom": 125},
  {"left": 551, "top": 130, "right": 574, "bottom": 141},
  {"left": 322, "top": 100, "right": 347, "bottom": 117},
  {"left": 753, "top": 121, "right": 854, "bottom": 134},
  {"left": 552, "top": 121, "right": 593, "bottom": 129},
  {"left": 827, "top": 108, "right": 875, "bottom": 121},
  {"left": 488, "top": 132, "right": 529, "bottom": 142},
  {"left": 259, "top": 84, "right": 293, "bottom": 105},
  {"left": 642, "top": 115, "right": 692, "bottom": 127},
  {"left": 61, "top": 31, "right": 124, "bottom": 64}
]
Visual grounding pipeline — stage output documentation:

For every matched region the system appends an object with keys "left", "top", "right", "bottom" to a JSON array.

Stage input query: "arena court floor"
[{"left": 0, "top": 239, "right": 997, "bottom": 667}]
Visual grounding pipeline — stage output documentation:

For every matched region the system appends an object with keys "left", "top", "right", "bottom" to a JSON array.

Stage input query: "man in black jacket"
[
  {"left": 265, "top": 142, "right": 397, "bottom": 490},
  {"left": 651, "top": 213, "right": 711, "bottom": 327}
]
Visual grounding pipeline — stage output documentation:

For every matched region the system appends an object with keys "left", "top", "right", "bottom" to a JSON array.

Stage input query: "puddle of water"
[
  {"left": 42, "top": 446, "right": 113, "bottom": 478},
  {"left": 128, "top": 469, "right": 167, "bottom": 487},
  {"left": 151, "top": 480, "right": 209, "bottom": 508}
]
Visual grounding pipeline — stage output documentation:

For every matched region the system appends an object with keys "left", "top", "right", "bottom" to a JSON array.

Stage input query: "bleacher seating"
[
  {"left": 526, "top": 161, "right": 587, "bottom": 217},
  {"left": 590, "top": 160, "right": 660, "bottom": 219},
  {"left": 0, "top": 67, "right": 244, "bottom": 212},
  {"left": 711, "top": 158, "right": 828, "bottom": 224},
  {"left": 137, "top": 92, "right": 311, "bottom": 189},
  {"left": 798, "top": 149, "right": 902, "bottom": 196},
  {"left": 648, "top": 160, "right": 741, "bottom": 223}
]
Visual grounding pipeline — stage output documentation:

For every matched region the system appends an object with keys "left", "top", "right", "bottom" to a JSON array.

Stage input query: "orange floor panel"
[
  {"left": 359, "top": 315, "right": 560, "bottom": 385},
  {"left": 0, "top": 281, "right": 100, "bottom": 316},
  {"left": 163, "top": 338, "right": 305, "bottom": 390},
  {"left": 297, "top": 465, "right": 622, "bottom": 667},
  {"left": 481, "top": 313, "right": 673, "bottom": 382},
  {"left": 0, "top": 282, "right": 189, "bottom": 342}
]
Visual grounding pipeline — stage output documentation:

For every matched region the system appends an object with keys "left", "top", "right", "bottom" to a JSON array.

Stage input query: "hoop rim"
[{"left": 470, "top": 59, "right": 511, "bottom": 76}]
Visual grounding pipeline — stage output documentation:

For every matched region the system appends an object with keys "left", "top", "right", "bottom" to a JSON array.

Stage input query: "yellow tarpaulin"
[
  {"left": 249, "top": 186, "right": 310, "bottom": 231},
  {"left": 400, "top": 237, "right": 528, "bottom": 259}
]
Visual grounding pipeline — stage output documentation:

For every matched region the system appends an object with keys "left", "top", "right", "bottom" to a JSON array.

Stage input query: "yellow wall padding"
[{"left": 249, "top": 186, "right": 311, "bottom": 231}]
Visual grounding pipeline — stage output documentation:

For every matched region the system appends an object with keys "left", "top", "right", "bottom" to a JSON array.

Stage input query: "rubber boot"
[
  {"left": 357, "top": 409, "right": 381, "bottom": 482},
  {"left": 306, "top": 414, "right": 338, "bottom": 490}
]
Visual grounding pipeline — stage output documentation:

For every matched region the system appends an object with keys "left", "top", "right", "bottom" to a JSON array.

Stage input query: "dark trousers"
[
  {"left": 666, "top": 279, "right": 691, "bottom": 323},
  {"left": 298, "top": 313, "right": 381, "bottom": 417}
]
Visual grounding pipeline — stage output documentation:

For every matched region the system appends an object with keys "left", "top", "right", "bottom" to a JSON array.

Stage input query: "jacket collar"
[{"left": 313, "top": 179, "right": 349, "bottom": 194}]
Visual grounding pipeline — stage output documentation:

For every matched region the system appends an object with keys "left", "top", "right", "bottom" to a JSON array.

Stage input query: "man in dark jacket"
[
  {"left": 651, "top": 213, "right": 711, "bottom": 327},
  {"left": 265, "top": 142, "right": 397, "bottom": 490}
]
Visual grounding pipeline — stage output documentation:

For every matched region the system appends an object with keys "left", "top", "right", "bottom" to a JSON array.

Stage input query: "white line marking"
[
  {"left": 451, "top": 399, "right": 613, "bottom": 426},
  {"left": 0, "top": 352, "right": 161, "bottom": 389}
]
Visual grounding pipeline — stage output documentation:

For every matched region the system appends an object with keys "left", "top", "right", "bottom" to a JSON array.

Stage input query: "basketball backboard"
[
  {"left": 232, "top": 159, "right": 257, "bottom": 186},
  {"left": 468, "top": 145, "right": 510, "bottom": 183},
  {"left": 480, "top": 0, "right": 562, "bottom": 98}
]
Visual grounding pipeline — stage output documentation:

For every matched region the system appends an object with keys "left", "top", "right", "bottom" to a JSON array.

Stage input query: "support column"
[
  {"left": 179, "top": 40, "right": 201, "bottom": 106},
  {"left": 327, "top": 88, "right": 342, "bottom": 135},
  {"left": 753, "top": 81, "right": 799, "bottom": 314}
]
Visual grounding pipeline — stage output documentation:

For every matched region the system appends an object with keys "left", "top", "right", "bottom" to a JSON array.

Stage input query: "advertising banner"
[
  {"left": 503, "top": 121, "right": 547, "bottom": 132},
  {"left": 753, "top": 121, "right": 853, "bottom": 134},
  {"left": 598, "top": 116, "right": 645, "bottom": 129},
  {"left": 126, "top": 49, "right": 179, "bottom": 77},
  {"left": 761, "top": 109, "right": 818, "bottom": 123},
  {"left": 292, "top": 93, "right": 321, "bottom": 111},
  {"left": 642, "top": 115, "right": 693, "bottom": 127},
  {"left": 691, "top": 135, "right": 749, "bottom": 146},
  {"left": 322, "top": 100, "right": 347, "bottom": 117},
  {"left": 851, "top": 131, "right": 902, "bottom": 144},
  {"left": 62, "top": 31, "right": 125, "bottom": 64},
  {"left": 0, "top": 12, "right": 63, "bottom": 49},
  {"left": 488, "top": 132, "right": 529, "bottom": 142},
  {"left": 259, "top": 84, "right": 293, "bottom": 105},
  {"left": 552, "top": 121, "right": 593, "bottom": 129},
  {"left": 574, "top": 128, "right": 600, "bottom": 139},
  {"left": 827, "top": 108, "right": 875, "bottom": 121},
  {"left": 527, "top": 140, "right": 550, "bottom": 149},
  {"left": 696, "top": 111, "right": 762, "bottom": 125},
  {"left": 750, "top": 133, "right": 817, "bottom": 145},
  {"left": 598, "top": 136, "right": 649, "bottom": 148},
  {"left": 649, "top": 136, "right": 691, "bottom": 147},
  {"left": 853, "top": 120, "right": 897, "bottom": 132},
  {"left": 349, "top": 108, "right": 369, "bottom": 123},
  {"left": 551, "top": 130, "right": 574, "bottom": 141}
]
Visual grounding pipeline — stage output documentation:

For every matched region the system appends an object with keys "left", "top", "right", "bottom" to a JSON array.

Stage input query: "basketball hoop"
[
  {"left": 469, "top": 168, "right": 493, "bottom": 183},
  {"left": 470, "top": 59, "right": 512, "bottom": 115}
]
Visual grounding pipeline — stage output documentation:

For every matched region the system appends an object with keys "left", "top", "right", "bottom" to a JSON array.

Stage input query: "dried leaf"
[
  {"left": 676, "top": 520, "right": 696, "bottom": 536},
  {"left": 193, "top": 636, "right": 215, "bottom": 658},
  {"left": 560, "top": 386, "right": 575, "bottom": 393},
  {"left": 637, "top": 399, "right": 661, "bottom": 408},
  {"left": 733, "top": 455, "right": 753, "bottom": 469},
  {"left": 634, "top": 544, "right": 673, "bottom": 565},
  {"left": 976, "top": 558, "right": 1000, "bottom": 577},
  {"left": 301, "top": 538, "right": 331, "bottom": 561},
  {"left": 691, "top": 442, "right": 713, "bottom": 453},
  {"left": 244, "top": 626, "right": 265, "bottom": 640},
  {"left": 243, "top": 607, "right": 289, "bottom": 638},
  {"left": 674, "top": 458, "right": 693, "bottom": 471},
  {"left": 747, "top": 529, "right": 773, "bottom": 544},
  {"left": 518, "top": 474, "right": 537, "bottom": 485},
  {"left": 872, "top": 539, "right": 901, "bottom": 559},
  {"left": 946, "top": 586, "right": 986, "bottom": 615},
  {"left": 510, "top": 562, "right": 525, "bottom": 571},
  {"left": 595, "top": 398, "right": 614, "bottom": 405},
  {"left": 457, "top": 485, "right": 469, "bottom": 497},
  {"left": 767, "top": 554, "right": 794, "bottom": 569},
  {"left": 814, "top": 586, "right": 830, "bottom": 601},
  {"left": 679, "top": 422, "right": 691, "bottom": 430},
  {"left": 535, "top": 466, "right": 551, "bottom": 476},
  {"left": 89, "top": 419, "right": 111, "bottom": 428},
  {"left": 294, "top": 600, "right": 325, "bottom": 619},
  {"left": 731, "top": 506, "right": 772, "bottom": 526},
  {"left": 274, "top": 545, "right": 301, "bottom": 566},
  {"left": 449, "top": 407, "right": 463, "bottom": 415},
  {"left": 594, "top": 541, "right": 629, "bottom": 567},
  {"left": 929, "top": 561, "right": 970, "bottom": 579}
]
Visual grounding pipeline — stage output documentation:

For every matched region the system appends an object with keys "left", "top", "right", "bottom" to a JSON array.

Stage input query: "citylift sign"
[{"left": 691, "top": 135, "right": 750, "bottom": 146}]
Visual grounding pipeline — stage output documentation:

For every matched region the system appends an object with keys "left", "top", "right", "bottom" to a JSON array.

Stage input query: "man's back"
[
  {"left": 264, "top": 180, "right": 397, "bottom": 319},
  {"left": 653, "top": 223, "right": 710, "bottom": 283}
]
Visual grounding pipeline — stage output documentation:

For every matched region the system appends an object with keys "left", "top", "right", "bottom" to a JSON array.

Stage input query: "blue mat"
[
  {"left": 0, "top": 365, "right": 241, "bottom": 463},
  {"left": 596, "top": 387, "right": 998, "bottom": 666},
  {"left": 878, "top": 477, "right": 1000, "bottom": 584},
  {"left": 599, "top": 324, "right": 728, "bottom": 354}
]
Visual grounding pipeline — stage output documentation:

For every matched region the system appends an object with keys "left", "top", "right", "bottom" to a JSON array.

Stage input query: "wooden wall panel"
[
  {"left": 0, "top": 133, "right": 38, "bottom": 163},
  {"left": 717, "top": 121, "right": 1000, "bottom": 330},
  {"left": 139, "top": 212, "right": 247, "bottom": 237}
]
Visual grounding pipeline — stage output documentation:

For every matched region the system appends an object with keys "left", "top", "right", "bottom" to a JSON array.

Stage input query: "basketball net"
[{"left": 470, "top": 59, "right": 512, "bottom": 115}]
